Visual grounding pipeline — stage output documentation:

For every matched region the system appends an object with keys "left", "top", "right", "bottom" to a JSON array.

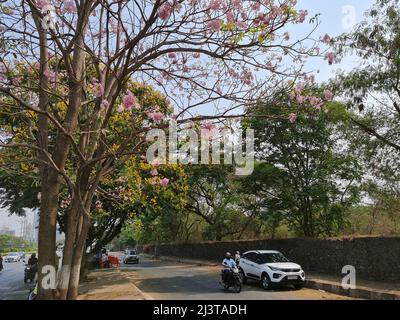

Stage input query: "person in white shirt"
[
  {"left": 222, "top": 252, "right": 237, "bottom": 283},
  {"left": 222, "top": 252, "right": 237, "bottom": 269}
]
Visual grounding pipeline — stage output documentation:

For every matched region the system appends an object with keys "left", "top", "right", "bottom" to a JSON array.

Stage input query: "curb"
[
  {"left": 305, "top": 279, "right": 400, "bottom": 300},
  {"left": 117, "top": 269, "right": 155, "bottom": 301},
  {"left": 78, "top": 268, "right": 154, "bottom": 300}
]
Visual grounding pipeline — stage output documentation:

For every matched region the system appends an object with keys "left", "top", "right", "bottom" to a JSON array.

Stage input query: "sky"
[
  {"left": 295, "top": 0, "right": 375, "bottom": 83},
  {"left": 0, "top": 0, "right": 377, "bottom": 235}
]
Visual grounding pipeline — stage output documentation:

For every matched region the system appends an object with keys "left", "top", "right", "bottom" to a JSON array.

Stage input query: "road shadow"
[{"left": 131, "top": 272, "right": 301, "bottom": 297}]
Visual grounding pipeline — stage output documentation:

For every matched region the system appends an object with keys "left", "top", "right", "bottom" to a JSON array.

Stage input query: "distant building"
[
  {"left": 0, "top": 226, "right": 16, "bottom": 236},
  {"left": 31, "top": 210, "right": 65, "bottom": 244}
]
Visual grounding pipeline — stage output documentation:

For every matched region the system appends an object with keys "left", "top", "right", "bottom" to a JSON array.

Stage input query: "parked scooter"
[{"left": 220, "top": 267, "right": 242, "bottom": 293}]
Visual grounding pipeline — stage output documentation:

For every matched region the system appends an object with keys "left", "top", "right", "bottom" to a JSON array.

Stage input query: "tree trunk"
[
  {"left": 67, "top": 216, "right": 91, "bottom": 300},
  {"left": 58, "top": 196, "right": 83, "bottom": 299},
  {"left": 33, "top": 9, "right": 58, "bottom": 299},
  {"left": 37, "top": 171, "right": 59, "bottom": 300}
]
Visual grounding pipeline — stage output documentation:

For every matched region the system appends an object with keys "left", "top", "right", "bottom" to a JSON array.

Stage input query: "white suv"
[{"left": 239, "top": 250, "right": 305, "bottom": 290}]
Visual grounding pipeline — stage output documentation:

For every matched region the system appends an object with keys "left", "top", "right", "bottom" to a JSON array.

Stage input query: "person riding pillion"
[{"left": 234, "top": 251, "right": 241, "bottom": 264}]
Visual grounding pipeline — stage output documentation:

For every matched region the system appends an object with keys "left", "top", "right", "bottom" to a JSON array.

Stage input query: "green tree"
[
  {"left": 0, "top": 234, "right": 37, "bottom": 253},
  {"left": 334, "top": 0, "right": 400, "bottom": 154},
  {"left": 243, "top": 96, "right": 361, "bottom": 237}
]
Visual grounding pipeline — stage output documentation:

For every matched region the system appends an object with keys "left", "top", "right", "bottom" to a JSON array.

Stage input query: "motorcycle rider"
[
  {"left": 27, "top": 253, "right": 38, "bottom": 274},
  {"left": 222, "top": 252, "right": 237, "bottom": 283},
  {"left": 28, "top": 253, "right": 38, "bottom": 266},
  {"left": 0, "top": 254, "right": 3, "bottom": 271}
]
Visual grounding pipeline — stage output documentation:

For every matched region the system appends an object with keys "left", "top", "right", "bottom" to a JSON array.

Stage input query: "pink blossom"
[
  {"left": 63, "top": 0, "right": 76, "bottom": 13},
  {"left": 201, "top": 121, "right": 215, "bottom": 131},
  {"left": 43, "top": 68, "right": 56, "bottom": 82},
  {"left": 322, "top": 34, "right": 332, "bottom": 45},
  {"left": 324, "top": 52, "right": 335, "bottom": 65},
  {"left": 167, "top": 52, "right": 177, "bottom": 59},
  {"left": 122, "top": 90, "right": 139, "bottom": 110},
  {"left": 295, "top": 83, "right": 305, "bottom": 94},
  {"left": 92, "top": 78, "right": 104, "bottom": 97},
  {"left": 159, "top": 178, "right": 170, "bottom": 187},
  {"left": 309, "top": 96, "right": 324, "bottom": 110},
  {"left": 297, "top": 10, "right": 308, "bottom": 23},
  {"left": 283, "top": 32, "right": 290, "bottom": 41},
  {"left": 150, "top": 169, "right": 158, "bottom": 176},
  {"left": 148, "top": 111, "right": 165, "bottom": 123},
  {"left": 236, "top": 21, "right": 247, "bottom": 29},
  {"left": 226, "top": 10, "right": 235, "bottom": 23},
  {"left": 158, "top": 2, "right": 173, "bottom": 20},
  {"left": 323, "top": 89, "right": 334, "bottom": 101},
  {"left": 288, "top": 113, "right": 297, "bottom": 123},
  {"left": 201, "top": 122, "right": 219, "bottom": 140},
  {"left": 95, "top": 200, "right": 102, "bottom": 209},
  {"left": 151, "top": 159, "right": 161, "bottom": 167},
  {"left": 232, "top": 0, "right": 242, "bottom": 9},
  {"left": 100, "top": 100, "right": 109, "bottom": 110},
  {"left": 36, "top": 0, "right": 49, "bottom": 9},
  {"left": 296, "top": 95, "right": 306, "bottom": 104},
  {"left": 209, "top": 0, "right": 222, "bottom": 11},
  {"left": 207, "top": 19, "right": 222, "bottom": 32},
  {"left": 251, "top": 2, "right": 261, "bottom": 11}
]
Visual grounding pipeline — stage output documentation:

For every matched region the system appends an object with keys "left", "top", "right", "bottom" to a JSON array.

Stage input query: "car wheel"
[
  {"left": 261, "top": 274, "right": 271, "bottom": 290},
  {"left": 239, "top": 269, "right": 247, "bottom": 284}
]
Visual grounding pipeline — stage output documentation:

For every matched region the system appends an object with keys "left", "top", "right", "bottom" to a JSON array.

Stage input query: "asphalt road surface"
[
  {"left": 0, "top": 256, "right": 32, "bottom": 300},
  {"left": 120, "top": 255, "right": 353, "bottom": 300},
  {"left": 0, "top": 254, "right": 354, "bottom": 300}
]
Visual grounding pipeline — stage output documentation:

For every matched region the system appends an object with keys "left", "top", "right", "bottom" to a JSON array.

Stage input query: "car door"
[
  {"left": 241, "top": 252, "right": 259, "bottom": 279},
  {"left": 251, "top": 254, "right": 265, "bottom": 279}
]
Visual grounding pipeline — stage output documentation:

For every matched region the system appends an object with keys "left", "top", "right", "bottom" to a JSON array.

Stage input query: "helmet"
[{"left": 225, "top": 252, "right": 231, "bottom": 259}]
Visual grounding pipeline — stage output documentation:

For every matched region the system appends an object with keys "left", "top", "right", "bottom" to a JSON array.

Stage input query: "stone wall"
[{"left": 137, "top": 236, "right": 400, "bottom": 282}]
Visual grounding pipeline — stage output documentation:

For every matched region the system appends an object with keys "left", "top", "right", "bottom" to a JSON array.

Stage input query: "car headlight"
[{"left": 268, "top": 266, "right": 282, "bottom": 272}]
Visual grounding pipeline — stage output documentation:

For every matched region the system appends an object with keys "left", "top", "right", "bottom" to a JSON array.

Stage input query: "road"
[
  {"left": 0, "top": 257, "right": 31, "bottom": 300},
  {"left": 0, "top": 254, "right": 354, "bottom": 300},
  {"left": 120, "top": 255, "right": 353, "bottom": 300}
]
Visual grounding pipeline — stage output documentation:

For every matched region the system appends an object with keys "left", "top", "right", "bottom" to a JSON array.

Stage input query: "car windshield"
[
  {"left": 259, "top": 252, "right": 290, "bottom": 263},
  {"left": 129, "top": 251, "right": 137, "bottom": 255},
  {"left": 8, "top": 253, "right": 18, "bottom": 256}
]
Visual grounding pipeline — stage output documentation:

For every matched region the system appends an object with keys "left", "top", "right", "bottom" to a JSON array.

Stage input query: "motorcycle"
[
  {"left": 27, "top": 282, "right": 37, "bottom": 300},
  {"left": 24, "top": 264, "right": 37, "bottom": 283},
  {"left": 220, "top": 267, "right": 242, "bottom": 293}
]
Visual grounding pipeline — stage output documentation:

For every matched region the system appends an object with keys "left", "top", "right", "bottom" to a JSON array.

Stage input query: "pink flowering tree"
[{"left": 0, "top": 0, "right": 327, "bottom": 299}]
